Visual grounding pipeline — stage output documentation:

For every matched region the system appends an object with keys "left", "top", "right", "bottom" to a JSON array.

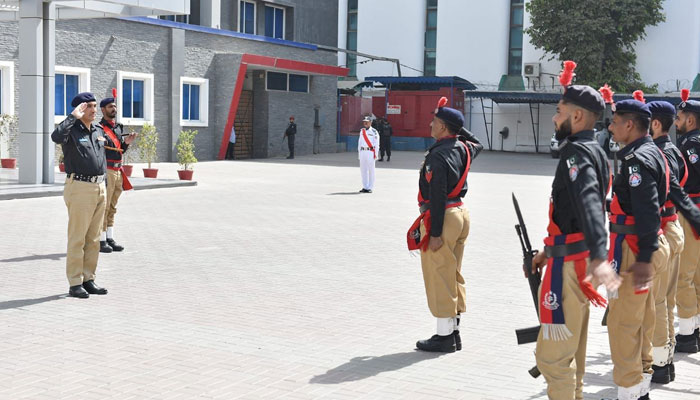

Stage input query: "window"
[
  {"left": 160, "top": 14, "right": 190, "bottom": 24},
  {"left": 424, "top": 0, "right": 438, "bottom": 76},
  {"left": 346, "top": 0, "right": 358, "bottom": 77},
  {"left": 239, "top": 1, "right": 256, "bottom": 34},
  {"left": 0, "top": 61, "right": 14, "bottom": 116},
  {"left": 266, "top": 72, "right": 309, "bottom": 93},
  {"left": 180, "top": 77, "right": 209, "bottom": 127},
  {"left": 54, "top": 66, "right": 90, "bottom": 123},
  {"left": 264, "top": 5, "right": 284, "bottom": 39},
  {"left": 117, "top": 71, "right": 154, "bottom": 125},
  {"left": 508, "top": 0, "right": 524, "bottom": 76}
]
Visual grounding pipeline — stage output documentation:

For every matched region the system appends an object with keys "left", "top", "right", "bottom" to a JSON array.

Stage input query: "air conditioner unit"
[{"left": 523, "top": 62, "right": 541, "bottom": 77}]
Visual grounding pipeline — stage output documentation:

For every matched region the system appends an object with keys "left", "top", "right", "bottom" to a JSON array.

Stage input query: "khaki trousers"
[
  {"left": 535, "top": 260, "right": 590, "bottom": 400},
  {"left": 420, "top": 207, "right": 470, "bottom": 318},
  {"left": 608, "top": 235, "right": 670, "bottom": 388},
  {"left": 677, "top": 214, "right": 700, "bottom": 319},
  {"left": 660, "top": 220, "right": 684, "bottom": 347},
  {"left": 103, "top": 169, "right": 123, "bottom": 231},
  {"left": 63, "top": 178, "right": 106, "bottom": 286}
]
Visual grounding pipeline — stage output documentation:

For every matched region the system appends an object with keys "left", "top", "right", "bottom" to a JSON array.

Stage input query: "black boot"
[
  {"left": 455, "top": 315, "right": 462, "bottom": 351},
  {"left": 669, "top": 362, "right": 675, "bottom": 382},
  {"left": 106, "top": 238, "right": 124, "bottom": 252},
  {"left": 83, "top": 280, "right": 108, "bottom": 295},
  {"left": 675, "top": 333, "right": 699, "bottom": 353},
  {"left": 378, "top": 157, "right": 384, "bottom": 162},
  {"left": 69, "top": 285, "right": 89, "bottom": 298},
  {"left": 695, "top": 328, "right": 700, "bottom": 347},
  {"left": 651, "top": 364, "right": 671, "bottom": 384},
  {"left": 416, "top": 332, "right": 456, "bottom": 353},
  {"left": 100, "top": 240, "right": 113, "bottom": 253},
  {"left": 387, "top": 156, "right": 390, "bottom": 162},
  {"left": 638, "top": 394, "right": 649, "bottom": 400}
]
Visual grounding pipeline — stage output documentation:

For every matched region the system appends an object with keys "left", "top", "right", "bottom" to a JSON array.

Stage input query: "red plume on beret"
[
  {"left": 681, "top": 88, "right": 690, "bottom": 103},
  {"left": 558, "top": 60, "right": 577, "bottom": 88},
  {"left": 437, "top": 97, "right": 448, "bottom": 108},
  {"left": 599, "top": 84, "right": 614, "bottom": 104},
  {"left": 633, "top": 90, "right": 645, "bottom": 104},
  {"left": 112, "top": 88, "right": 117, "bottom": 98}
]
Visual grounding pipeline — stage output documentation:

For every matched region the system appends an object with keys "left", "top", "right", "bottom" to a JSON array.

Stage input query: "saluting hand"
[
  {"left": 584, "top": 258, "right": 621, "bottom": 293},
  {"left": 428, "top": 236, "right": 443, "bottom": 252},
  {"left": 124, "top": 132, "right": 138, "bottom": 145},
  {"left": 71, "top": 102, "right": 87, "bottom": 119}
]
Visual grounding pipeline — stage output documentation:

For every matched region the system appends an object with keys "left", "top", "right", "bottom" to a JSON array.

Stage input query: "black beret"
[
  {"left": 612, "top": 99, "right": 651, "bottom": 118},
  {"left": 100, "top": 97, "right": 115, "bottom": 108},
  {"left": 647, "top": 101, "right": 676, "bottom": 116},
  {"left": 71, "top": 92, "right": 96, "bottom": 107},
  {"left": 562, "top": 85, "right": 605, "bottom": 113},
  {"left": 436, "top": 107, "right": 465, "bottom": 130},
  {"left": 678, "top": 99, "right": 700, "bottom": 114}
]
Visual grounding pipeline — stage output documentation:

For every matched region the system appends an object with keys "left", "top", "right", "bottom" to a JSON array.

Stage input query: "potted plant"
[
  {"left": 137, "top": 123, "right": 159, "bottom": 178},
  {"left": 0, "top": 114, "right": 18, "bottom": 169},
  {"left": 56, "top": 145, "right": 65, "bottom": 172},
  {"left": 176, "top": 129, "right": 198, "bottom": 180},
  {"left": 121, "top": 127, "right": 136, "bottom": 177}
]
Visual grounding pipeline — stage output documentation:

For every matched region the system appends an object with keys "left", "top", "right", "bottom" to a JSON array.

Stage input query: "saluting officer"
[
  {"left": 648, "top": 100, "right": 700, "bottom": 382},
  {"left": 51, "top": 92, "right": 109, "bottom": 298},
  {"left": 606, "top": 97, "right": 671, "bottom": 400},
  {"left": 98, "top": 93, "right": 137, "bottom": 253},
  {"left": 407, "top": 97, "right": 482, "bottom": 353},
  {"left": 358, "top": 116, "right": 379, "bottom": 193},
  {"left": 674, "top": 89, "right": 700, "bottom": 353},
  {"left": 530, "top": 63, "right": 620, "bottom": 399}
]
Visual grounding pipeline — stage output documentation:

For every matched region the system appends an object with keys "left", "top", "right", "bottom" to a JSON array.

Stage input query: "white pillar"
[
  {"left": 200, "top": 0, "right": 221, "bottom": 29},
  {"left": 18, "top": 0, "right": 43, "bottom": 184},
  {"left": 42, "top": 2, "right": 55, "bottom": 184}
]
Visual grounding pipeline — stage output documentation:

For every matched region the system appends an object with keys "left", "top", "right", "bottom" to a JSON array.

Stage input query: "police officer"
[
  {"left": 283, "top": 116, "right": 296, "bottom": 159},
  {"left": 606, "top": 98, "right": 671, "bottom": 400},
  {"left": 358, "top": 116, "right": 379, "bottom": 193},
  {"left": 674, "top": 90, "right": 700, "bottom": 353},
  {"left": 98, "top": 95, "right": 137, "bottom": 253},
  {"left": 530, "top": 73, "right": 621, "bottom": 399},
  {"left": 408, "top": 97, "right": 482, "bottom": 352},
  {"left": 51, "top": 92, "right": 109, "bottom": 298},
  {"left": 379, "top": 117, "right": 393, "bottom": 162},
  {"left": 648, "top": 100, "right": 700, "bottom": 382}
]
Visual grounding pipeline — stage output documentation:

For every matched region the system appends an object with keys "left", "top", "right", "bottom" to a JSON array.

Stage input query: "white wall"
[
  {"left": 337, "top": 0, "right": 348, "bottom": 71},
  {"left": 521, "top": 1, "right": 564, "bottom": 92}
]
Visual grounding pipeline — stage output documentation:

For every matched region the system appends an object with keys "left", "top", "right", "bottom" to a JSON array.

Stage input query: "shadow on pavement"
[
  {"left": 0, "top": 294, "right": 66, "bottom": 311},
  {"left": 309, "top": 351, "right": 444, "bottom": 384},
  {"left": 327, "top": 192, "right": 363, "bottom": 196},
  {"left": 0, "top": 253, "right": 66, "bottom": 263}
]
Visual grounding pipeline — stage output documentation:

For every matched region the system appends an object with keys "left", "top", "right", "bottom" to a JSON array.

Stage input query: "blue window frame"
[
  {"left": 289, "top": 74, "right": 308, "bottom": 93},
  {"left": 264, "top": 6, "right": 284, "bottom": 39},
  {"left": 122, "top": 78, "right": 144, "bottom": 119},
  {"left": 182, "top": 83, "right": 200, "bottom": 121},
  {"left": 240, "top": 1, "right": 255, "bottom": 34},
  {"left": 55, "top": 73, "right": 79, "bottom": 116}
]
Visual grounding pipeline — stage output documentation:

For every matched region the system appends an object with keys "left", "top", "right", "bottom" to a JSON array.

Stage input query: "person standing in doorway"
[
  {"left": 226, "top": 125, "right": 236, "bottom": 160},
  {"left": 284, "top": 116, "right": 297, "bottom": 159},
  {"left": 358, "top": 116, "right": 379, "bottom": 193}
]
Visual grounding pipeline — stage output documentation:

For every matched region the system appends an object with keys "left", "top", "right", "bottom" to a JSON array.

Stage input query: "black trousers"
[
  {"left": 287, "top": 134, "right": 295, "bottom": 157},
  {"left": 380, "top": 136, "right": 391, "bottom": 159},
  {"left": 225, "top": 142, "right": 235, "bottom": 160}
]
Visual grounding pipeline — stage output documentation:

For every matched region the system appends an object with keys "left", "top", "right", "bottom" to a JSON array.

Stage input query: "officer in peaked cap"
[{"left": 357, "top": 115, "right": 379, "bottom": 192}]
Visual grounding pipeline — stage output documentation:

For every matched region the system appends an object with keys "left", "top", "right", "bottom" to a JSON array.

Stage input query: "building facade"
[{"left": 0, "top": 0, "right": 346, "bottom": 163}]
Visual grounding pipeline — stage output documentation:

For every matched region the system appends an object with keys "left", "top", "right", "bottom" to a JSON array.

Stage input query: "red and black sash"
[
  {"left": 361, "top": 129, "right": 376, "bottom": 159},
  {"left": 102, "top": 122, "right": 133, "bottom": 191},
  {"left": 406, "top": 138, "right": 470, "bottom": 251}
]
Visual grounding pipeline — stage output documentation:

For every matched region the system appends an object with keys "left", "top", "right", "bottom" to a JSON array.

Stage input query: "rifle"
[{"left": 512, "top": 193, "right": 543, "bottom": 378}]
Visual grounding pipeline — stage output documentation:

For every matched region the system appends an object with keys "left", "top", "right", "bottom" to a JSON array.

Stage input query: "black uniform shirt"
[
  {"left": 419, "top": 128, "right": 483, "bottom": 237},
  {"left": 612, "top": 135, "right": 667, "bottom": 263},
  {"left": 654, "top": 135, "right": 700, "bottom": 232},
  {"left": 551, "top": 130, "right": 610, "bottom": 260},
  {"left": 99, "top": 118, "right": 129, "bottom": 162},
  {"left": 51, "top": 115, "right": 106, "bottom": 176},
  {"left": 285, "top": 122, "right": 297, "bottom": 136},
  {"left": 679, "top": 129, "right": 700, "bottom": 194}
]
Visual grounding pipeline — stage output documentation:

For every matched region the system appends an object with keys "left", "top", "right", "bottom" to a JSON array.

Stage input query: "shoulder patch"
[
  {"left": 688, "top": 147, "right": 699, "bottom": 164},
  {"left": 628, "top": 164, "right": 642, "bottom": 187}
]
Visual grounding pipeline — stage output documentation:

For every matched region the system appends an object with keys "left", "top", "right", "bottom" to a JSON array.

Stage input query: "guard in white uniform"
[{"left": 358, "top": 116, "right": 380, "bottom": 193}]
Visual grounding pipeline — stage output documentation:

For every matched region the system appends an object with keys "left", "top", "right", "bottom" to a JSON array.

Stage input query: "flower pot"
[
  {"left": 177, "top": 169, "right": 194, "bottom": 181},
  {"left": 1, "top": 158, "right": 17, "bottom": 169},
  {"left": 122, "top": 165, "right": 133, "bottom": 177},
  {"left": 143, "top": 168, "right": 159, "bottom": 178},
  {"left": 58, "top": 163, "right": 65, "bottom": 172}
]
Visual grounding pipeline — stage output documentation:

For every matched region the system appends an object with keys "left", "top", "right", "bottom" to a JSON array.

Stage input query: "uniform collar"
[
  {"left": 618, "top": 134, "right": 652, "bottom": 157},
  {"left": 429, "top": 135, "right": 456, "bottom": 150},
  {"left": 653, "top": 134, "right": 671, "bottom": 145},
  {"left": 100, "top": 118, "right": 115, "bottom": 128},
  {"left": 567, "top": 129, "right": 595, "bottom": 142}
]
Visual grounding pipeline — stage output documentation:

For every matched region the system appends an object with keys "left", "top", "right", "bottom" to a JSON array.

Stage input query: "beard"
[
  {"left": 676, "top": 121, "right": 688, "bottom": 135},
  {"left": 554, "top": 117, "right": 572, "bottom": 141}
]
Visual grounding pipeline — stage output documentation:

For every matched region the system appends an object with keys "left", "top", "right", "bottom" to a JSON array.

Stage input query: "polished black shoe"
[
  {"left": 359, "top": 188, "right": 368, "bottom": 193},
  {"left": 366, "top": 189, "right": 372, "bottom": 193},
  {"left": 651, "top": 364, "right": 671, "bottom": 384},
  {"left": 69, "top": 285, "right": 89, "bottom": 298},
  {"left": 100, "top": 240, "right": 113, "bottom": 253},
  {"left": 106, "top": 238, "right": 124, "bottom": 252},
  {"left": 416, "top": 332, "right": 456, "bottom": 353},
  {"left": 455, "top": 330, "right": 462, "bottom": 351},
  {"left": 83, "top": 280, "right": 108, "bottom": 295},
  {"left": 638, "top": 394, "right": 649, "bottom": 400},
  {"left": 675, "top": 333, "right": 699, "bottom": 353}
]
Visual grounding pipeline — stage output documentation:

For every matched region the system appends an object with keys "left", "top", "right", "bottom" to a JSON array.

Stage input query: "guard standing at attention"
[
  {"left": 606, "top": 96, "right": 671, "bottom": 400},
  {"left": 98, "top": 91, "right": 137, "bottom": 253},
  {"left": 51, "top": 92, "right": 109, "bottom": 299},
  {"left": 379, "top": 117, "right": 393, "bottom": 162},
  {"left": 407, "top": 97, "right": 482, "bottom": 353},
  {"left": 284, "top": 116, "right": 296, "bottom": 159},
  {"left": 648, "top": 99, "right": 700, "bottom": 382},
  {"left": 358, "top": 116, "right": 379, "bottom": 193},
  {"left": 530, "top": 63, "right": 621, "bottom": 400}
]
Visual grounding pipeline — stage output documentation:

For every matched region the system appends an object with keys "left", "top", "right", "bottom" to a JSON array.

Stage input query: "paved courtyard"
[{"left": 1, "top": 151, "right": 699, "bottom": 399}]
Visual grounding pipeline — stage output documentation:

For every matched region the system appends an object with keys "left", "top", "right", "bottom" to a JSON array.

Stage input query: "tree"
[{"left": 526, "top": 0, "right": 665, "bottom": 93}]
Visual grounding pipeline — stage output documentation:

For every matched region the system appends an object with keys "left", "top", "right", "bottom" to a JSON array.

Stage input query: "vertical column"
[
  {"left": 42, "top": 2, "right": 55, "bottom": 184},
  {"left": 169, "top": 28, "right": 185, "bottom": 161},
  {"left": 18, "top": 0, "right": 43, "bottom": 184},
  {"left": 200, "top": 0, "right": 221, "bottom": 29}
]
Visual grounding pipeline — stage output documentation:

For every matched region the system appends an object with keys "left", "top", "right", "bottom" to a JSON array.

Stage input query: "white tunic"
[{"left": 358, "top": 127, "right": 380, "bottom": 190}]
